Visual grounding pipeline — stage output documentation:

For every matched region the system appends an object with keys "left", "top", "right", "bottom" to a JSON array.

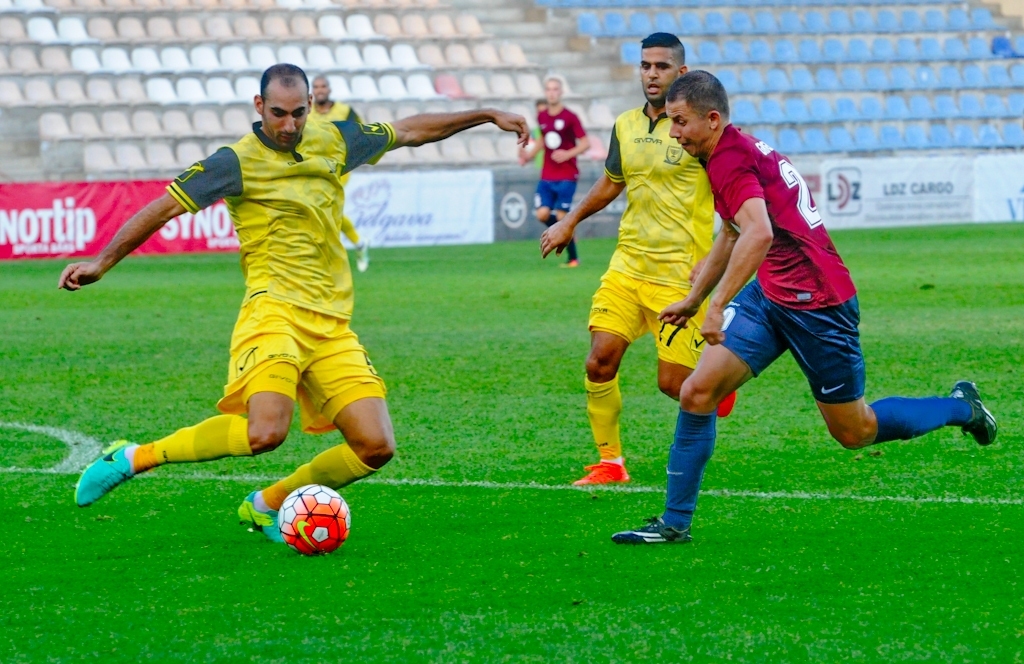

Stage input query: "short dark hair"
[
  {"left": 260, "top": 63, "right": 309, "bottom": 99},
  {"left": 640, "top": 32, "right": 685, "bottom": 65},
  {"left": 666, "top": 70, "right": 730, "bottom": 121}
]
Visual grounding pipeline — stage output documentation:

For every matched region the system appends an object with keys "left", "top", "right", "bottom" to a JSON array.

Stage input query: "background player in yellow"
[
  {"left": 541, "top": 33, "right": 735, "bottom": 486},
  {"left": 310, "top": 74, "right": 370, "bottom": 272},
  {"left": 61, "top": 64, "right": 529, "bottom": 544}
]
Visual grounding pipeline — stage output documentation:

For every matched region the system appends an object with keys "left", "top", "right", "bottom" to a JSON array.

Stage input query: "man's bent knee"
[
  {"left": 586, "top": 352, "right": 620, "bottom": 383},
  {"left": 350, "top": 434, "right": 395, "bottom": 469},
  {"left": 248, "top": 422, "right": 288, "bottom": 454},
  {"left": 679, "top": 380, "right": 718, "bottom": 415},
  {"left": 829, "top": 424, "right": 875, "bottom": 450}
]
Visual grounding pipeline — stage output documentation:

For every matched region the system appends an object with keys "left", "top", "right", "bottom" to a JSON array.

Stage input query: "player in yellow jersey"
[
  {"left": 62, "top": 64, "right": 528, "bottom": 543},
  {"left": 310, "top": 75, "right": 370, "bottom": 272},
  {"left": 541, "top": 33, "right": 735, "bottom": 485}
]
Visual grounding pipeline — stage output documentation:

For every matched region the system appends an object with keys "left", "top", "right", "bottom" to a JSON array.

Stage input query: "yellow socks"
[
  {"left": 586, "top": 375, "right": 623, "bottom": 462},
  {"left": 133, "top": 415, "right": 251, "bottom": 473},
  {"left": 261, "top": 443, "right": 376, "bottom": 510}
]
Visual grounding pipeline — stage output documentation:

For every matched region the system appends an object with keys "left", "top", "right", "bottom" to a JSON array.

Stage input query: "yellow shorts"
[
  {"left": 588, "top": 269, "right": 708, "bottom": 369},
  {"left": 217, "top": 296, "right": 386, "bottom": 434}
]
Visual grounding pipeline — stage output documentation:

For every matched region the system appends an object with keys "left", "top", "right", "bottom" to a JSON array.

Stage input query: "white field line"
[{"left": 1, "top": 422, "right": 1021, "bottom": 507}]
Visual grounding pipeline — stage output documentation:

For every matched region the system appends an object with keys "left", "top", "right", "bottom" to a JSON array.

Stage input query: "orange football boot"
[
  {"left": 717, "top": 391, "right": 737, "bottom": 418},
  {"left": 573, "top": 461, "right": 631, "bottom": 486}
]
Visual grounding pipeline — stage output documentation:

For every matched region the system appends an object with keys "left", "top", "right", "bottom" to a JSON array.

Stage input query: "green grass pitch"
[{"left": 1, "top": 224, "right": 1023, "bottom": 662}]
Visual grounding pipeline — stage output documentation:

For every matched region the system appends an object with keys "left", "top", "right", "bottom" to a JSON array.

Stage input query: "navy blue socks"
[
  {"left": 870, "top": 397, "right": 972, "bottom": 443},
  {"left": 662, "top": 410, "right": 717, "bottom": 530}
]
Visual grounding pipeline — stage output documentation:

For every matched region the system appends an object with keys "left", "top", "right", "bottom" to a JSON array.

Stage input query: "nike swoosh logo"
[
  {"left": 821, "top": 384, "right": 845, "bottom": 395},
  {"left": 296, "top": 520, "right": 316, "bottom": 549}
]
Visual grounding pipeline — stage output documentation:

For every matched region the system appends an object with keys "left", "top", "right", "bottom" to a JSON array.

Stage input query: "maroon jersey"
[
  {"left": 538, "top": 107, "right": 586, "bottom": 181},
  {"left": 705, "top": 125, "right": 856, "bottom": 310}
]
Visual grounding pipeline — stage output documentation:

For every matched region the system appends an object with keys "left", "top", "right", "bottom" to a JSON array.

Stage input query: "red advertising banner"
[{"left": 0, "top": 180, "right": 237, "bottom": 260}]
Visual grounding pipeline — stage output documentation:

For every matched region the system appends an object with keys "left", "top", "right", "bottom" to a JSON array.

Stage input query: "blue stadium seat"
[
  {"left": 879, "top": 125, "right": 905, "bottom": 149},
  {"left": 871, "top": 38, "right": 895, "bottom": 61},
  {"left": 628, "top": 12, "right": 653, "bottom": 36},
  {"left": 900, "top": 10, "right": 922, "bottom": 32},
  {"left": 877, "top": 10, "right": 899, "bottom": 32},
  {"left": 942, "top": 38, "right": 968, "bottom": 60},
  {"left": 908, "top": 95, "right": 933, "bottom": 119},
  {"left": 840, "top": 68, "right": 864, "bottom": 90},
  {"left": 578, "top": 13, "right": 601, "bottom": 35},
  {"left": 953, "top": 124, "right": 977, "bottom": 148},
  {"left": 717, "top": 70, "right": 740, "bottom": 94},
  {"left": 754, "top": 128, "right": 777, "bottom": 150},
  {"left": 928, "top": 124, "right": 952, "bottom": 149},
  {"left": 803, "top": 128, "right": 829, "bottom": 153},
  {"left": 730, "top": 12, "right": 753, "bottom": 34},
  {"left": 904, "top": 125, "right": 928, "bottom": 149},
  {"left": 679, "top": 12, "right": 701, "bottom": 35},
  {"left": 829, "top": 127, "right": 855, "bottom": 152},
  {"left": 914, "top": 66, "right": 938, "bottom": 89},
  {"left": 779, "top": 11, "right": 802, "bottom": 33},
  {"left": 885, "top": 96, "right": 909, "bottom": 119},
  {"left": 852, "top": 9, "right": 874, "bottom": 32},
  {"left": 968, "top": 38, "right": 991, "bottom": 60},
  {"left": 854, "top": 125, "right": 879, "bottom": 150},
  {"left": 722, "top": 40, "right": 748, "bottom": 63},
  {"left": 992, "top": 36, "right": 1015, "bottom": 58},
  {"left": 1010, "top": 93, "right": 1024, "bottom": 115},
  {"left": 754, "top": 11, "right": 778, "bottom": 34},
  {"left": 732, "top": 100, "right": 759, "bottom": 125},
  {"left": 983, "top": 94, "right": 1008, "bottom": 118},
  {"left": 774, "top": 39, "right": 798, "bottom": 63},
  {"left": 761, "top": 99, "right": 785, "bottom": 123},
  {"left": 922, "top": 38, "right": 946, "bottom": 61},
  {"left": 809, "top": 97, "right": 833, "bottom": 122},
  {"left": 765, "top": 68, "right": 791, "bottom": 92},
  {"left": 987, "top": 65, "right": 1011, "bottom": 88},
  {"left": 933, "top": 95, "right": 957, "bottom": 118},
  {"left": 653, "top": 12, "right": 677, "bottom": 34},
  {"left": 959, "top": 94, "right": 984, "bottom": 118},
  {"left": 822, "top": 38, "right": 845, "bottom": 62},
  {"left": 860, "top": 97, "right": 884, "bottom": 120},
  {"left": 791, "top": 67, "right": 814, "bottom": 91},
  {"left": 799, "top": 39, "right": 822, "bottom": 63},
  {"left": 896, "top": 38, "right": 919, "bottom": 61},
  {"left": 1015, "top": 36, "right": 1024, "bottom": 56},
  {"left": 939, "top": 66, "right": 963, "bottom": 89},
  {"left": 705, "top": 11, "right": 728, "bottom": 34},
  {"left": 778, "top": 128, "right": 804, "bottom": 154},
  {"left": 748, "top": 39, "right": 772, "bottom": 63},
  {"left": 978, "top": 124, "right": 1002, "bottom": 148},
  {"left": 603, "top": 12, "right": 628, "bottom": 37},
  {"left": 865, "top": 67, "right": 890, "bottom": 90},
  {"left": 1004, "top": 123, "right": 1024, "bottom": 147},
  {"left": 784, "top": 98, "right": 810, "bottom": 123},
  {"left": 829, "top": 10, "right": 851, "bottom": 32},
  {"left": 962, "top": 65, "right": 985, "bottom": 88},
  {"left": 847, "top": 39, "right": 870, "bottom": 62},
  {"left": 805, "top": 11, "right": 827, "bottom": 33},
  {"left": 835, "top": 97, "right": 858, "bottom": 121},
  {"left": 971, "top": 8, "right": 995, "bottom": 29},
  {"left": 815, "top": 68, "right": 840, "bottom": 91},
  {"left": 948, "top": 9, "right": 970, "bottom": 31},
  {"left": 923, "top": 9, "right": 945, "bottom": 31},
  {"left": 1012, "top": 64, "right": 1024, "bottom": 86},
  {"left": 739, "top": 69, "right": 765, "bottom": 93},
  {"left": 620, "top": 41, "right": 641, "bottom": 64},
  {"left": 890, "top": 67, "right": 915, "bottom": 90},
  {"left": 696, "top": 42, "right": 721, "bottom": 65}
]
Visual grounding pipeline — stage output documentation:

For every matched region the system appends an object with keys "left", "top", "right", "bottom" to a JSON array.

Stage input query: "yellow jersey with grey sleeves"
[
  {"left": 603, "top": 106, "right": 715, "bottom": 287},
  {"left": 167, "top": 119, "right": 395, "bottom": 319},
  {"left": 311, "top": 102, "right": 361, "bottom": 125}
]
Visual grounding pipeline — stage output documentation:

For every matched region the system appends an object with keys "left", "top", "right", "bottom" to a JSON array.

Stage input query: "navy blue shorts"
[
  {"left": 535, "top": 180, "right": 577, "bottom": 213},
  {"left": 721, "top": 280, "right": 865, "bottom": 404}
]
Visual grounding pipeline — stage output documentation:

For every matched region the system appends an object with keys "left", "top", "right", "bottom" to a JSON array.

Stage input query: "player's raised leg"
[
  {"left": 612, "top": 343, "right": 751, "bottom": 543},
  {"left": 576, "top": 331, "right": 632, "bottom": 486}
]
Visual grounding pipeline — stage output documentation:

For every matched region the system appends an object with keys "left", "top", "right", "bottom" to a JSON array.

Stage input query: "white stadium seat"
[
  {"left": 190, "top": 45, "right": 220, "bottom": 71},
  {"left": 350, "top": 75, "right": 380, "bottom": 100},
  {"left": 131, "top": 47, "right": 162, "bottom": 73},
  {"left": 115, "top": 78, "right": 146, "bottom": 103},
  {"left": 318, "top": 15, "right": 346, "bottom": 40},
  {"left": 146, "top": 77, "right": 177, "bottom": 103},
  {"left": 116, "top": 144, "right": 147, "bottom": 171},
  {"left": 40, "top": 47, "right": 71, "bottom": 72},
  {"left": 307, "top": 45, "right": 335, "bottom": 70},
  {"left": 516, "top": 73, "right": 544, "bottom": 97},
  {"left": 39, "top": 112, "right": 71, "bottom": 141},
  {"left": 411, "top": 142, "right": 441, "bottom": 162},
  {"left": 334, "top": 44, "right": 363, "bottom": 70},
  {"left": 495, "top": 134, "right": 519, "bottom": 160},
  {"left": 462, "top": 74, "right": 489, "bottom": 98},
  {"left": 192, "top": 108, "right": 223, "bottom": 135},
  {"left": 11, "top": 47, "right": 41, "bottom": 72},
  {"left": 70, "top": 111, "right": 101, "bottom": 137},
  {"left": 85, "top": 78, "right": 116, "bottom": 103},
  {"left": 205, "top": 76, "right": 235, "bottom": 102},
  {"left": 326, "top": 75, "right": 351, "bottom": 100},
  {"left": 469, "top": 136, "right": 497, "bottom": 161},
  {"left": 55, "top": 78, "right": 86, "bottom": 103},
  {"left": 345, "top": 14, "right": 376, "bottom": 40},
  {"left": 100, "top": 47, "right": 132, "bottom": 72},
  {"left": 132, "top": 110, "right": 163, "bottom": 136},
  {"left": 249, "top": 45, "right": 276, "bottom": 70},
  {"left": 161, "top": 47, "right": 191, "bottom": 72},
  {"left": 25, "top": 78, "right": 55, "bottom": 104},
  {"left": 390, "top": 44, "right": 421, "bottom": 69},
  {"left": 471, "top": 43, "right": 501, "bottom": 67},
  {"left": 0, "top": 80, "right": 25, "bottom": 107},
  {"left": 440, "top": 135, "right": 469, "bottom": 161},
  {"left": 100, "top": 110, "right": 131, "bottom": 135},
  {"left": 84, "top": 144, "right": 118, "bottom": 174},
  {"left": 162, "top": 109, "right": 192, "bottom": 135},
  {"left": 71, "top": 48, "right": 101, "bottom": 72},
  {"left": 220, "top": 45, "right": 251, "bottom": 71},
  {"left": 500, "top": 43, "right": 528, "bottom": 67},
  {"left": 176, "top": 142, "right": 205, "bottom": 168},
  {"left": 416, "top": 44, "right": 445, "bottom": 68},
  {"left": 363, "top": 44, "right": 392, "bottom": 70},
  {"left": 365, "top": 105, "right": 394, "bottom": 124},
  {"left": 15, "top": 0, "right": 46, "bottom": 9},
  {"left": 222, "top": 107, "right": 252, "bottom": 136},
  {"left": 278, "top": 45, "right": 307, "bottom": 69},
  {"left": 406, "top": 73, "right": 439, "bottom": 99},
  {"left": 26, "top": 17, "right": 59, "bottom": 43},
  {"left": 234, "top": 76, "right": 259, "bottom": 101},
  {"left": 57, "top": 17, "right": 91, "bottom": 44},
  {"left": 146, "top": 143, "right": 178, "bottom": 170},
  {"left": 176, "top": 77, "right": 207, "bottom": 103},
  {"left": 378, "top": 74, "right": 407, "bottom": 99}
]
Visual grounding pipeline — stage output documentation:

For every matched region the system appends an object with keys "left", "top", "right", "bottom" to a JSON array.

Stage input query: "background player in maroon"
[
  {"left": 611, "top": 70, "right": 998, "bottom": 545},
  {"left": 519, "top": 74, "right": 589, "bottom": 267}
]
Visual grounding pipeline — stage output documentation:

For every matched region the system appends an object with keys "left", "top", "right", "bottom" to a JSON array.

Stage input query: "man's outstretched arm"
[
  {"left": 58, "top": 193, "right": 185, "bottom": 291},
  {"left": 390, "top": 109, "right": 529, "bottom": 149}
]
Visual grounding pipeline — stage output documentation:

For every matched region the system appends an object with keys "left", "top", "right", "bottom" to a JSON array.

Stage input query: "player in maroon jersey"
[{"left": 612, "top": 70, "right": 997, "bottom": 545}]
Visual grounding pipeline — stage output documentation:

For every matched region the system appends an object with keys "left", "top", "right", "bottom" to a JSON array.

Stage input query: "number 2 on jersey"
[{"left": 778, "top": 160, "right": 822, "bottom": 229}]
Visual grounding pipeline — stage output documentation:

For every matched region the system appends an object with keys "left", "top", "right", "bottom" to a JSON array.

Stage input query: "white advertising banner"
[
  {"left": 343, "top": 169, "right": 493, "bottom": 247},
  {"left": 973, "top": 154, "right": 1024, "bottom": 223},
  {"left": 820, "top": 157, "right": 974, "bottom": 229}
]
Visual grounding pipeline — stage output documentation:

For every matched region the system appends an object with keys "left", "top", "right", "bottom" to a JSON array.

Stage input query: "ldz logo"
[
  {"left": 499, "top": 192, "right": 528, "bottom": 229},
  {"left": 825, "top": 167, "right": 862, "bottom": 216}
]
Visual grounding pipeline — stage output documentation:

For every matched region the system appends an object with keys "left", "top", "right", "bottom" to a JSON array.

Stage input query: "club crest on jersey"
[
  {"left": 360, "top": 123, "right": 387, "bottom": 136},
  {"left": 176, "top": 162, "right": 205, "bottom": 183},
  {"left": 664, "top": 145, "right": 683, "bottom": 165}
]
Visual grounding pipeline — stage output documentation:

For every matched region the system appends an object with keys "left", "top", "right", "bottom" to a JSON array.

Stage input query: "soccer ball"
[{"left": 277, "top": 485, "right": 351, "bottom": 556}]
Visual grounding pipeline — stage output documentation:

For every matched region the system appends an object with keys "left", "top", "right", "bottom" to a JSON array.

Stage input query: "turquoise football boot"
[
  {"left": 75, "top": 440, "right": 135, "bottom": 507},
  {"left": 238, "top": 491, "right": 284, "bottom": 543}
]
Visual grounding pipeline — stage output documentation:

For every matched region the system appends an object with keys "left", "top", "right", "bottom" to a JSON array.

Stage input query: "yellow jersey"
[
  {"left": 603, "top": 105, "right": 715, "bottom": 287},
  {"left": 167, "top": 119, "right": 395, "bottom": 319},
  {"left": 310, "top": 102, "right": 360, "bottom": 125}
]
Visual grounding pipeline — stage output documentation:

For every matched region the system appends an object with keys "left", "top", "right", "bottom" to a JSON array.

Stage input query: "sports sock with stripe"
[
  {"left": 662, "top": 409, "right": 717, "bottom": 530},
  {"left": 260, "top": 443, "right": 376, "bottom": 511},
  {"left": 586, "top": 375, "right": 623, "bottom": 461},
  {"left": 870, "top": 396, "right": 972, "bottom": 443},
  {"left": 132, "top": 414, "right": 251, "bottom": 473}
]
